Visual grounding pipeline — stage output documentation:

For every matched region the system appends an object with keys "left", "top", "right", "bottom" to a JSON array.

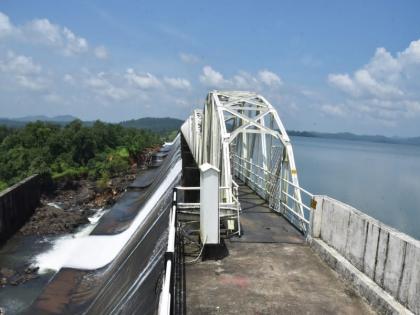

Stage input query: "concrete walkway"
[{"left": 185, "top": 183, "right": 376, "bottom": 315}]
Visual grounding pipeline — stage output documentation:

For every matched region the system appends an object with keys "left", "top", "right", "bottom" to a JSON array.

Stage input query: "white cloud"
[
  {"left": 85, "top": 72, "right": 130, "bottom": 101},
  {"left": 355, "top": 69, "right": 402, "bottom": 98},
  {"left": 164, "top": 77, "right": 191, "bottom": 89},
  {"left": 63, "top": 74, "right": 74, "bottom": 84},
  {"left": 85, "top": 74, "right": 108, "bottom": 89},
  {"left": 61, "top": 27, "right": 88, "bottom": 55},
  {"left": 199, "top": 66, "right": 227, "bottom": 87},
  {"left": 258, "top": 70, "right": 283, "bottom": 87},
  {"left": 328, "top": 73, "right": 358, "bottom": 96},
  {"left": 232, "top": 71, "right": 259, "bottom": 89},
  {"left": 0, "top": 51, "right": 46, "bottom": 91},
  {"left": 0, "top": 11, "right": 107, "bottom": 58},
  {"left": 327, "top": 39, "right": 420, "bottom": 124},
  {"left": 321, "top": 104, "right": 346, "bottom": 117},
  {"left": 328, "top": 70, "right": 402, "bottom": 99},
  {"left": 0, "top": 12, "right": 13, "bottom": 37},
  {"left": 366, "top": 47, "right": 401, "bottom": 79},
  {"left": 328, "top": 40, "right": 420, "bottom": 100},
  {"left": 399, "top": 39, "right": 420, "bottom": 64},
  {"left": 125, "top": 68, "right": 161, "bottom": 89},
  {"left": 199, "top": 66, "right": 283, "bottom": 91},
  {"left": 44, "top": 93, "right": 62, "bottom": 103},
  {"left": 27, "top": 19, "right": 62, "bottom": 46},
  {"left": 25, "top": 19, "right": 88, "bottom": 56},
  {"left": 94, "top": 45, "right": 108, "bottom": 59},
  {"left": 175, "top": 99, "right": 190, "bottom": 108},
  {"left": 0, "top": 51, "right": 41, "bottom": 75},
  {"left": 179, "top": 52, "right": 200, "bottom": 64},
  {"left": 405, "top": 100, "right": 420, "bottom": 114},
  {"left": 15, "top": 75, "right": 46, "bottom": 91},
  {"left": 232, "top": 74, "right": 250, "bottom": 89}
]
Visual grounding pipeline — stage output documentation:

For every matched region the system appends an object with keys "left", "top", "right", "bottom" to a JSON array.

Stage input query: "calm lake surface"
[{"left": 291, "top": 136, "right": 420, "bottom": 240}]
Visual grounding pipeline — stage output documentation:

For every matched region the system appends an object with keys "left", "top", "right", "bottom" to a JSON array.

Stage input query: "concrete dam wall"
[
  {"left": 0, "top": 175, "right": 41, "bottom": 243},
  {"left": 311, "top": 195, "right": 420, "bottom": 314}
]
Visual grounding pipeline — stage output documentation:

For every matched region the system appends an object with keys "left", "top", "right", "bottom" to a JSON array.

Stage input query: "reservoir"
[{"left": 292, "top": 136, "right": 420, "bottom": 240}]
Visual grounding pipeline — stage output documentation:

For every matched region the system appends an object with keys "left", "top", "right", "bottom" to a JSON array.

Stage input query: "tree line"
[{"left": 0, "top": 120, "right": 162, "bottom": 191}]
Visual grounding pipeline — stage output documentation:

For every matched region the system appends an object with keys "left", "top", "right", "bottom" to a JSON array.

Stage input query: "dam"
[{"left": 1, "top": 91, "right": 419, "bottom": 314}]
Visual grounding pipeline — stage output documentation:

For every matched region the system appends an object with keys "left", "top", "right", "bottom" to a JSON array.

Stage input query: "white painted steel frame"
[{"left": 181, "top": 90, "right": 307, "bottom": 233}]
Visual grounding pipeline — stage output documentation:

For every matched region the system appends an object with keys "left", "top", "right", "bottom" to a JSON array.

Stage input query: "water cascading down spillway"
[{"left": 24, "top": 138, "right": 182, "bottom": 314}]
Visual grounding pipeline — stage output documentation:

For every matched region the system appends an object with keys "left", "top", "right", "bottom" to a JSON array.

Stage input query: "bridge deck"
[{"left": 185, "top": 182, "right": 376, "bottom": 314}]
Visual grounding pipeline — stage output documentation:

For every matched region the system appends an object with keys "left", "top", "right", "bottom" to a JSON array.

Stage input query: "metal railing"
[
  {"left": 175, "top": 182, "right": 241, "bottom": 236},
  {"left": 158, "top": 180, "right": 242, "bottom": 315},
  {"left": 232, "top": 154, "right": 315, "bottom": 234},
  {"left": 158, "top": 189, "right": 177, "bottom": 315}
]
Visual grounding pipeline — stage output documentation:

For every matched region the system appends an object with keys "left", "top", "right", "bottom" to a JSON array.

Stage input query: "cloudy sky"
[{"left": 1, "top": 1, "right": 420, "bottom": 136}]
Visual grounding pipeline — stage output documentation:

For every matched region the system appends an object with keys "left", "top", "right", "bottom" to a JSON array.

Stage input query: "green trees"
[
  {"left": 0, "top": 120, "right": 161, "bottom": 189},
  {"left": 0, "top": 126, "right": 13, "bottom": 144}
]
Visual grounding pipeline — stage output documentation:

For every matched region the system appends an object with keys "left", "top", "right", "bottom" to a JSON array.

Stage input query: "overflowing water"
[
  {"left": 87, "top": 208, "right": 106, "bottom": 224},
  {"left": 35, "top": 160, "right": 181, "bottom": 272},
  {"left": 46, "top": 202, "right": 62, "bottom": 210}
]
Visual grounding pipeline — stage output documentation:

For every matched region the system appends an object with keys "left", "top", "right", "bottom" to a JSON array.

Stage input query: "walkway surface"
[{"left": 185, "top": 182, "right": 376, "bottom": 315}]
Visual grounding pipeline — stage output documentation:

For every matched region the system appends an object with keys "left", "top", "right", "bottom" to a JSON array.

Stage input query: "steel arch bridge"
[{"left": 181, "top": 90, "right": 312, "bottom": 235}]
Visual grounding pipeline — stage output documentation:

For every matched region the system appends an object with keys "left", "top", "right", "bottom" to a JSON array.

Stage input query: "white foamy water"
[
  {"left": 35, "top": 159, "right": 181, "bottom": 272},
  {"left": 163, "top": 136, "right": 178, "bottom": 147},
  {"left": 87, "top": 208, "right": 105, "bottom": 224},
  {"left": 47, "top": 202, "right": 62, "bottom": 210},
  {"left": 33, "top": 209, "right": 108, "bottom": 272}
]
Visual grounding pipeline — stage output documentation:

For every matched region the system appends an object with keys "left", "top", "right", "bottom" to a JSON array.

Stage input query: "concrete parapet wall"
[
  {"left": 0, "top": 174, "right": 41, "bottom": 243},
  {"left": 311, "top": 195, "right": 420, "bottom": 314}
]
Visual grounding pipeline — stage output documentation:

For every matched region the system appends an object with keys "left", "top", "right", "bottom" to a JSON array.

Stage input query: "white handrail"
[
  {"left": 232, "top": 154, "right": 314, "bottom": 234},
  {"left": 158, "top": 189, "right": 177, "bottom": 315}
]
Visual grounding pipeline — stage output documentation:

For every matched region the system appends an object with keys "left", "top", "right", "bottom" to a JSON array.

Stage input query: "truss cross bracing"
[{"left": 181, "top": 91, "right": 308, "bottom": 234}]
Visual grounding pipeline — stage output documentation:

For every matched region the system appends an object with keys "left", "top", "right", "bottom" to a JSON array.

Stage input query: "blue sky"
[{"left": 1, "top": 1, "right": 420, "bottom": 136}]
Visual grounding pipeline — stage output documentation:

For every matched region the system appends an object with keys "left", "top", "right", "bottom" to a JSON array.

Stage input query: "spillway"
[{"left": 23, "top": 136, "right": 181, "bottom": 315}]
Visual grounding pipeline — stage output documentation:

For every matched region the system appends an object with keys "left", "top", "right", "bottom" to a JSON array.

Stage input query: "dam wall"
[
  {"left": 311, "top": 195, "right": 419, "bottom": 314},
  {"left": 0, "top": 174, "right": 42, "bottom": 243}
]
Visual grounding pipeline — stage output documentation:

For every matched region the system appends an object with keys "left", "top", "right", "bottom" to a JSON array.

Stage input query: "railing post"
[
  {"left": 200, "top": 163, "right": 220, "bottom": 245},
  {"left": 309, "top": 196, "right": 323, "bottom": 239}
]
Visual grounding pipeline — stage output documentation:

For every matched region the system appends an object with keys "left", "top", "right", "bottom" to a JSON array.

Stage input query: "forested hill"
[
  {"left": 120, "top": 117, "right": 183, "bottom": 133},
  {"left": 0, "top": 119, "right": 27, "bottom": 128},
  {"left": 0, "top": 115, "right": 79, "bottom": 128},
  {"left": 0, "top": 116, "right": 184, "bottom": 134}
]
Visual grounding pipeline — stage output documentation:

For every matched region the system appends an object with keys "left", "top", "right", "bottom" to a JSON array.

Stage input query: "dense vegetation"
[{"left": 0, "top": 121, "right": 161, "bottom": 191}]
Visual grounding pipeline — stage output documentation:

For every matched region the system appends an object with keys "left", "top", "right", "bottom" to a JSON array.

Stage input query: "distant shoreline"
[
  {"left": 288, "top": 131, "right": 420, "bottom": 146},
  {"left": 1, "top": 116, "right": 419, "bottom": 146}
]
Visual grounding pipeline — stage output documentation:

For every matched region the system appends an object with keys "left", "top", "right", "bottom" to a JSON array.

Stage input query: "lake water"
[{"left": 291, "top": 136, "right": 420, "bottom": 240}]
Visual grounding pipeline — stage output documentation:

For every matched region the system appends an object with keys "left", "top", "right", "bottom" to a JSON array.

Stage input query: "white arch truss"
[{"left": 181, "top": 90, "right": 309, "bottom": 233}]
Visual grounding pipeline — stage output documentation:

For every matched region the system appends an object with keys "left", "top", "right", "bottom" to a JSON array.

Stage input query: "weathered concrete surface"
[
  {"left": 185, "top": 184, "right": 375, "bottom": 315},
  {"left": 311, "top": 238, "right": 413, "bottom": 315},
  {"left": 311, "top": 195, "right": 419, "bottom": 314},
  {"left": 0, "top": 175, "right": 41, "bottom": 243}
]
